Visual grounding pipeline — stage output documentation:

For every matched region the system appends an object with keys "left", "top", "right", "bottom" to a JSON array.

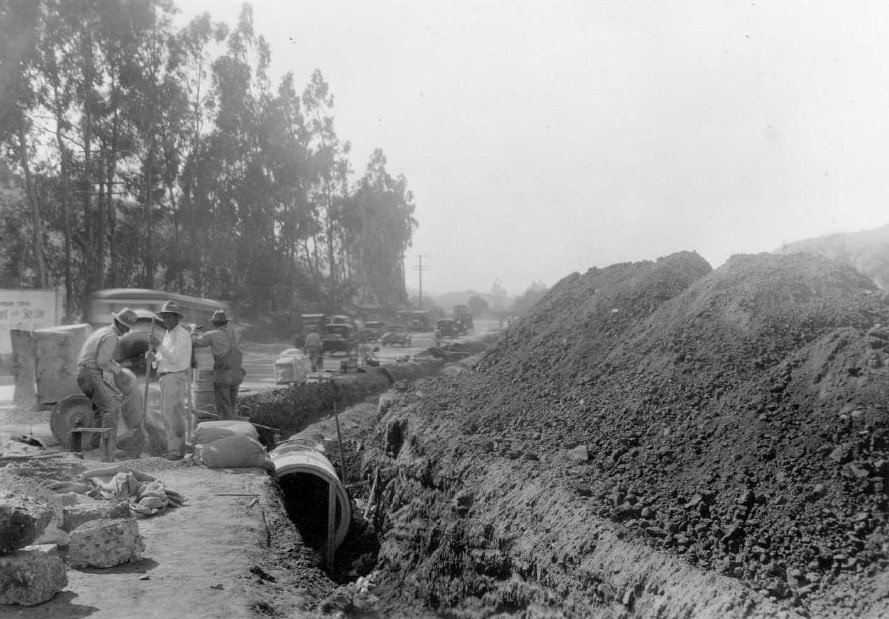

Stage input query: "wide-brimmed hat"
[
  {"left": 211, "top": 310, "right": 229, "bottom": 325},
  {"left": 158, "top": 300, "right": 184, "bottom": 317},
  {"left": 112, "top": 307, "right": 139, "bottom": 329}
]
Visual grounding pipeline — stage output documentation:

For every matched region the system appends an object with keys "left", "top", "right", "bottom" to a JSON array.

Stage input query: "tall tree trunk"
[
  {"left": 325, "top": 181, "right": 336, "bottom": 286},
  {"left": 143, "top": 150, "right": 154, "bottom": 287},
  {"left": 81, "top": 30, "right": 95, "bottom": 295},
  {"left": 96, "top": 152, "right": 106, "bottom": 290},
  {"left": 53, "top": 94, "right": 74, "bottom": 318},
  {"left": 17, "top": 126, "right": 47, "bottom": 288},
  {"left": 106, "top": 71, "right": 121, "bottom": 287}
]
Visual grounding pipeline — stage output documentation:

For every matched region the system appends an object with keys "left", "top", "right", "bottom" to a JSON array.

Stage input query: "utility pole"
[{"left": 414, "top": 255, "right": 429, "bottom": 310}]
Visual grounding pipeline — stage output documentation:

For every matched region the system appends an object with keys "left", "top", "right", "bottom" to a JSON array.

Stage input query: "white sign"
[{"left": 0, "top": 288, "right": 65, "bottom": 356}]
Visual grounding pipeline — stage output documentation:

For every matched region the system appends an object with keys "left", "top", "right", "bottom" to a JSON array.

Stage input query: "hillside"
[{"left": 777, "top": 223, "right": 889, "bottom": 289}]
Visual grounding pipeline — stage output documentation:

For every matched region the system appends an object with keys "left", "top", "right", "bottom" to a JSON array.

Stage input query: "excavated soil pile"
[{"left": 357, "top": 252, "right": 889, "bottom": 618}]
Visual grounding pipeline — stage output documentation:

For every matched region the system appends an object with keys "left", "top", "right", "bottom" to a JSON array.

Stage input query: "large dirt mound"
[
  {"left": 362, "top": 251, "right": 889, "bottom": 617},
  {"left": 776, "top": 222, "right": 889, "bottom": 289}
]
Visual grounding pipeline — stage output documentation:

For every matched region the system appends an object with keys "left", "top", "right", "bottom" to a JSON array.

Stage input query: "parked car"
[
  {"left": 323, "top": 323, "right": 356, "bottom": 353},
  {"left": 454, "top": 304, "right": 473, "bottom": 334},
  {"left": 361, "top": 320, "right": 387, "bottom": 342},
  {"left": 328, "top": 314, "right": 353, "bottom": 326},
  {"left": 436, "top": 319, "right": 460, "bottom": 338},
  {"left": 380, "top": 324, "right": 412, "bottom": 347}
]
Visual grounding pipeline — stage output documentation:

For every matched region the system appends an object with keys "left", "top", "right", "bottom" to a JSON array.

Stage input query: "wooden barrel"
[{"left": 192, "top": 349, "right": 216, "bottom": 418}]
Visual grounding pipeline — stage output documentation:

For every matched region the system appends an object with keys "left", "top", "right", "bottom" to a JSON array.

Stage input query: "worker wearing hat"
[
  {"left": 147, "top": 300, "right": 193, "bottom": 460},
  {"left": 192, "top": 309, "right": 244, "bottom": 419},
  {"left": 76, "top": 307, "right": 139, "bottom": 456}
]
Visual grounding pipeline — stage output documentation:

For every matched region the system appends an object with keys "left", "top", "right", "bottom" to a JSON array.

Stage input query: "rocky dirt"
[
  {"left": 4, "top": 251, "right": 889, "bottom": 618},
  {"left": 340, "top": 252, "right": 889, "bottom": 618}
]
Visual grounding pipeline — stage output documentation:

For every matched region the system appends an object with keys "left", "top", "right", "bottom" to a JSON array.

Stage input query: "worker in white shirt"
[{"left": 148, "top": 300, "right": 193, "bottom": 460}]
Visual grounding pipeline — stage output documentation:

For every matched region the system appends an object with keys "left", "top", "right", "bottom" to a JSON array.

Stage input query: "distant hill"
[{"left": 776, "top": 223, "right": 889, "bottom": 289}]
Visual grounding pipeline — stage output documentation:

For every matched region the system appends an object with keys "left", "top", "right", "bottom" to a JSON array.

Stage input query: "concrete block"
[
  {"left": 34, "top": 323, "right": 92, "bottom": 405},
  {"left": 0, "top": 493, "right": 54, "bottom": 555},
  {"left": 67, "top": 518, "right": 144, "bottom": 568},
  {"left": 61, "top": 500, "right": 131, "bottom": 532},
  {"left": 0, "top": 544, "right": 68, "bottom": 606}
]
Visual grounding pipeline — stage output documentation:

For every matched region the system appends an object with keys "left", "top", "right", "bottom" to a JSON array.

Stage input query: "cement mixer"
[{"left": 50, "top": 368, "right": 167, "bottom": 458}]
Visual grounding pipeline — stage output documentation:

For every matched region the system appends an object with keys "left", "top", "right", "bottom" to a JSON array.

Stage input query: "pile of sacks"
[{"left": 193, "top": 420, "right": 271, "bottom": 470}]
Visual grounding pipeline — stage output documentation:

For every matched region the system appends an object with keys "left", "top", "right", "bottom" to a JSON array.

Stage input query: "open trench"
[{"left": 242, "top": 347, "right": 805, "bottom": 618}]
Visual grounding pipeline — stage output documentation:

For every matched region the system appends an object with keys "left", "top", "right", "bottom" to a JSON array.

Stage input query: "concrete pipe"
[{"left": 269, "top": 439, "right": 352, "bottom": 551}]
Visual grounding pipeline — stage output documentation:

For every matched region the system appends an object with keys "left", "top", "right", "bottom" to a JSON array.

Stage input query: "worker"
[
  {"left": 305, "top": 326, "right": 323, "bottom": 372},
  {"left": 191, "top": 309, "right": 243, "bottom": 419},
  {"left": 433, "top": 326, "right": 442, "bottom": 348},
  {"left": 75, "top": 307, "right": 138, "bottom": 457},
  {"left": 148, "top": 300, "right": 193, "bottom": 460}
]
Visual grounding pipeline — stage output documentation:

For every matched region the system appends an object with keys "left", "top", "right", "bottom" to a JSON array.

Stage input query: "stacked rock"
[{"left": 0, "top": 492, "right": 68, "bottom": 606}]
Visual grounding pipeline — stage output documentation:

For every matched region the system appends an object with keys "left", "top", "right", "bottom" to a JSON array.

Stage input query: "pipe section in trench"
[{"left": 270, "top": 439, "right": 352, "bottom": 551}]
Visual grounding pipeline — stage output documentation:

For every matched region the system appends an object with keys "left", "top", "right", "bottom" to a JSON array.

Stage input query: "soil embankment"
[{"left": 347, "top": 252, "right": 889, "bottom": 618}]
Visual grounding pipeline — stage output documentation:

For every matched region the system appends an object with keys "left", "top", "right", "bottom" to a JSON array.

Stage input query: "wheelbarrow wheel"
[{"left": 51, "top": 395, "right": 99, "bottom": 450}]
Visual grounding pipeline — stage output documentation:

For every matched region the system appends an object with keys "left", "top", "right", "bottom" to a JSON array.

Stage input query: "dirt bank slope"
[{"left": 359, "top": 252, "right": 889, "bottom": 618}]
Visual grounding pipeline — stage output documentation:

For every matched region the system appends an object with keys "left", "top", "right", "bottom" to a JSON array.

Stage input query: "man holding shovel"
[{"left": 147, "top": 301, "right": 192, "bottom": 460}]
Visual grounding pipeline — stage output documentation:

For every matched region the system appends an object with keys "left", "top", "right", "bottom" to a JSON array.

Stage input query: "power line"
[{"left": 413, "top": 255, "right": 429, "bottom": 310}]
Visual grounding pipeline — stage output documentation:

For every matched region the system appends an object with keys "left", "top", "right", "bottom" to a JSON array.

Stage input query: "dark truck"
[
  {"left": 323, "top": 323, "right": 356, "bottom": 353},
  {"left": 436, "top": 319, "right": 460, "bottom": 338},
  {"left": 454, "top": 305, "right": 473, "bottom": 334}
]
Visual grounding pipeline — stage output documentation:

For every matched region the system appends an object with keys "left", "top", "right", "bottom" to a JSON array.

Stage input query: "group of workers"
[{"left": 75, "top": 301, "right": 243, "bottom": 460}]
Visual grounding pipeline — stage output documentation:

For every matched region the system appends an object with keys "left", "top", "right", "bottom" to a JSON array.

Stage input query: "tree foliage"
[
  {"left": 0, "top": 0, "right": 417, "bottom": 320},
  {"left": 466, "top": 294, "right": 489, "bottom": 317},
  {"left": 510, "top": 280, "right": 548, "bottom": 317}
]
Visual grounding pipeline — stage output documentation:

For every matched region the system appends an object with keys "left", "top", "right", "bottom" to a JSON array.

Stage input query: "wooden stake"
[
  {"left": 363, "top": 467, "right": 380, "bottom": 520},
  {"left": 326, "top": 480, "right": 336, "bottom": 572},
  {"left": 333, "top": 401, "right": 348, "bottom": 486}
]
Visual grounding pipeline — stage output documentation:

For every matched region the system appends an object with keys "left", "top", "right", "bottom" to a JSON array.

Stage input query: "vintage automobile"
[
  {"left": 454, "top": 304, "right": 474, "bottom": 334},
  {"left": 380, "top": 324, "right": 413, "bottom": 347},
  {"left": 361, "top": 320, "right": 387, "bottom": 342},
  {"left": 436, "top": 318, "right": 460, "bottom": 338},
  {"left": 323, "top": 323, "right": 356, "bottom": 353}
]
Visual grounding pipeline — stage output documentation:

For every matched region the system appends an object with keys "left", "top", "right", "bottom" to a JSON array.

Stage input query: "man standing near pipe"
[
  {"left": 148, "top": 300, "right": 192, "bottom": 460},
  {"left": 191, "top": 309, "right": 243, "bottom": 419}
]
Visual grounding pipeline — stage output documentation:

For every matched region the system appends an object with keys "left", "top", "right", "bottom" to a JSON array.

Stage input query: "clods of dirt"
[{"left": 352, "top": 251, "right": 889, "bottom": 618}]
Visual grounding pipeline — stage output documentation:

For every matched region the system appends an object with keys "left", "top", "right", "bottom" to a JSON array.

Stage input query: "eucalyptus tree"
[
  {"left": 0, "top": 0, "right": 46, "bottom": 288},
  {"left": 35, "top": 0, "right": 80, "bottom": 314},
  {"left": 174, "top": 12, "right": 226, "bottom": 293},
  {"left": 302, "top": 69, "right": 352, "bottom": 289},
  {"left": 350, "top": 149, "right": 417, "bottom": 306}
]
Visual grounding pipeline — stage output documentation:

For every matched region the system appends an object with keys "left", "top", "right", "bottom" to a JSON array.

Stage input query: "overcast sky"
[{"left": 175, "top": 0, "right": 889, "bottom": 296}]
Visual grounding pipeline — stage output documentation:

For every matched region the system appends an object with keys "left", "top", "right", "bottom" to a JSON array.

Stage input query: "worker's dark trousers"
[
  {"left": 77, "top": 369, "right": 120, "bottom": 439},
  {"left": 213, "top": 382, "right": 235, "bottom": 419}
]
